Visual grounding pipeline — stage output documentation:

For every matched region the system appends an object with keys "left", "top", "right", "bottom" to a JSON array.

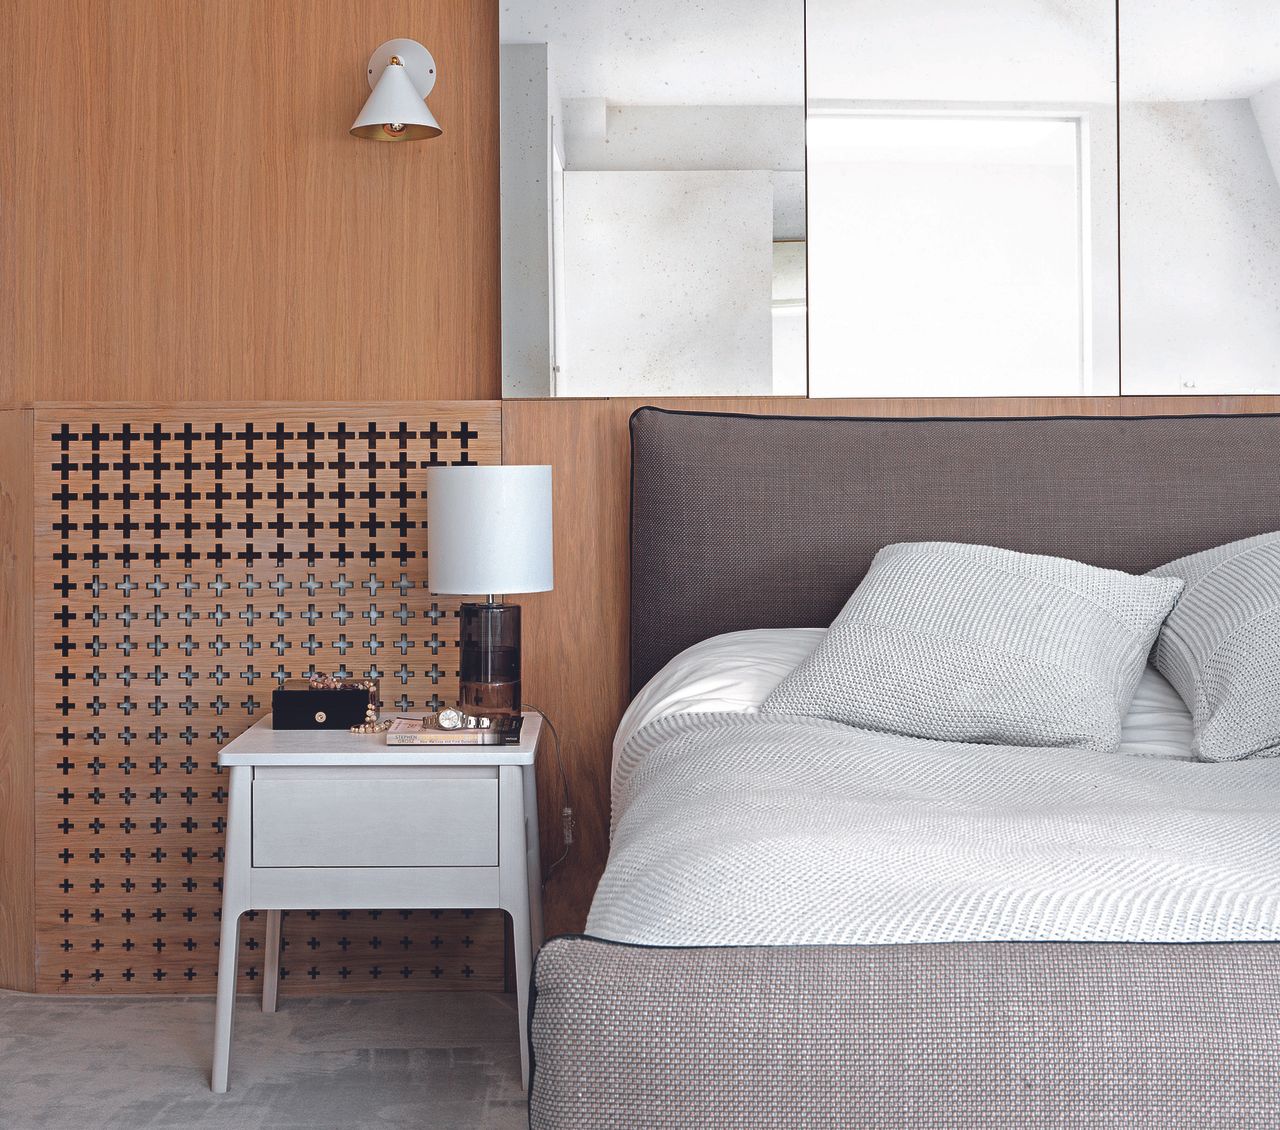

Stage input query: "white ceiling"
[
  {"left": 806, "top": 0, "right": 1117, "bottom": 105},
  {"left": 1122, "top": 0, "right": 1280, "bottom": 101},
  {"left": 501, "top": 0, "right": 1280, "bottom": 108}
]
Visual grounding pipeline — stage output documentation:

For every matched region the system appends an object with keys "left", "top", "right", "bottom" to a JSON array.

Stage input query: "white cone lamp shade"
[
  {"left": 426, "top": 466, "right": 553, "bottom": 596},
  {"left": 351, "top": 39, "right": 442, "bottom": 142}
]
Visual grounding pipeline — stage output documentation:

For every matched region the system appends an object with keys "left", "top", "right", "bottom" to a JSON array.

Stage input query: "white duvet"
[
  {"left": 588, "top": 631, "right": 1280, "bottom": 947},
  {"left": 615, "top": 628, "right": 1195, "bottom": 767}
]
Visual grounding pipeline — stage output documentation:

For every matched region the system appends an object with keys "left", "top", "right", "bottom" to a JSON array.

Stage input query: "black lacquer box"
[{"left": 271, "top": 679, "right": 379, "bottom": 730}]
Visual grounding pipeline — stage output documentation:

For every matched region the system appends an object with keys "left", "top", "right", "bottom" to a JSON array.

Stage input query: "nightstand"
[{"left": 210, "top": 711, "right": 543, "bottom": 1093}]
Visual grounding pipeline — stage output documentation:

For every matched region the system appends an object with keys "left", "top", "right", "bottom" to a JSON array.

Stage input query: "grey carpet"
[{"left": 0, "top": 990, "right": 527, "bottom": 1129}]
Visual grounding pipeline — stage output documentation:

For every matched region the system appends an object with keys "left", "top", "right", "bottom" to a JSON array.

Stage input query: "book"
[{"left": 384, "top": 715, "right": 523, "bottom": 746}]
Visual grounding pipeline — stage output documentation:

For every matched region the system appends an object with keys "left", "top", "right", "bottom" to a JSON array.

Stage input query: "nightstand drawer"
[{"left": 251, "top": 776, "right": 498, "bottom": 867}]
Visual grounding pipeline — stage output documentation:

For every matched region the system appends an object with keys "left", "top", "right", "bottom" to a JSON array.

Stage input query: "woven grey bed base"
[{"left": 529, "top": 935, "right": 1280, "bottom": 1128}]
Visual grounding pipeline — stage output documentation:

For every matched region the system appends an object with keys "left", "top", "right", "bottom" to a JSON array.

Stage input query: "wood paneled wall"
[
  {"left": 0, "top": 0, "right": 500, "bottom": 405},
  {"left": 0, "top": 410, "right": 35, "bottom": 991},
  {"left": 507, "top": 394, "right": 1280, "bottom": 934},
  {"left": 0, "top": 0, "right": 503, "bottom": 993},
  {"left": 5, "top": 0, "right": 1279, "bottom": 981}
]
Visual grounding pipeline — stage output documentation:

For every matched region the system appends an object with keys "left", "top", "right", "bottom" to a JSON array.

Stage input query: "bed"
[{"left": 528, "top": 408, "right": 1280, "bottom": 1127}]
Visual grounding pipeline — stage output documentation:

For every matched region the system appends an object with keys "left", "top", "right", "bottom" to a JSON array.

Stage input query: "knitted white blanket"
[{"left": 586, "top": 714, "right": 1280, "bottom": 946}]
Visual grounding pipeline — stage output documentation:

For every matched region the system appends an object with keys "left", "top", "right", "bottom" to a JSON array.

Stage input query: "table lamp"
[{"left": 426, "top": 465, "right": 553, "bottom": 716}]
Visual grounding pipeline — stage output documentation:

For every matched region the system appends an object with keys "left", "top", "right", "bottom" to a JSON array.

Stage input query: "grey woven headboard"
[{"left": 629, "top": 407, "right": 1280, "bottom": 696}]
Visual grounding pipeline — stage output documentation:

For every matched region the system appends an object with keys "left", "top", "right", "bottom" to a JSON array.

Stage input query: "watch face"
[{"left": 437, "top": 708, "right": 466, "bottom": 730}]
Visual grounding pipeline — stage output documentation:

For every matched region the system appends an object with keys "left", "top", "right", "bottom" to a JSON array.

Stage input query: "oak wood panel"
[
  {"left": 1118, "top": 396, "right": 1280, "bottom": 416},
  {"left": 0, "top": 0, "right": 499, "bottom": 406},
  {"left": 0, "top": 409, "right": 35, "bottom": 990},
  {"left": 31, "top": 402, "right": 505, "bottom": 993},
  {"left": 506, "top": 394, "right": 1280, "bottom": 933},
  {"left": 506, "top": 401, "right": 633, "bottom": 935}
]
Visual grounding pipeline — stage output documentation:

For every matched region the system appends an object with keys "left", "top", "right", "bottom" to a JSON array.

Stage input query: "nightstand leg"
[
  {"left": 212, "top": 906, "right": 242, "bottom": 1094},
  {"left": 509, "top": 900, "right": 533, "bottom": 1089},
  {"left": 499, "top": 765, "right": 533, "bottom": 1088},
  {"left": 262, "top": 910, "right": 282, "bottom": 1013},
  {"left": 523, "top": 762, "right": 544, "bottom": 949},
  {"left": 212, "top": 765, "right": 251, "bottom": 1094}
]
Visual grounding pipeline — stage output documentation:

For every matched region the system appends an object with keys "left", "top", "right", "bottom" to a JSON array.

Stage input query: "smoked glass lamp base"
[{"left": 458, "top": 602, "right": 521, "bottom": 717}]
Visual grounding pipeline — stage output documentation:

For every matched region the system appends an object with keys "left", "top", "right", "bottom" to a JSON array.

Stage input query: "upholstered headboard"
[{"left": 629, "top": 407, "right": 1280, "bottom": 696}]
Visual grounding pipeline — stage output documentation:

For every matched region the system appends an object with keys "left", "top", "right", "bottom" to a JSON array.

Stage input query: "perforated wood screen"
[{"left": 33, "top": 406, "right": 506, "bottom": 993}]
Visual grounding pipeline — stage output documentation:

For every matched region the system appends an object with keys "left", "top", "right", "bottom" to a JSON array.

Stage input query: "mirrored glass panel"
[
  {"left": 500, "top": 1, "right": 806, "bottom": 397},
  {"left": 807, "top": 0, "right": 1119, "bottom": 398},
  {"left": 1119, "top": 1, "right": 1280, "bottom": 394}
]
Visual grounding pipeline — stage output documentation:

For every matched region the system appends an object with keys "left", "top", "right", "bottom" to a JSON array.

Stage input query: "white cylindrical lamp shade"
[{"left": 426, "top": 465, "right": 553, "bottom": 595}]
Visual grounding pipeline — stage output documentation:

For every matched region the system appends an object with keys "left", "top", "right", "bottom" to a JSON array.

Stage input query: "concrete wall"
[
  {"left": 1121, "top": 98, "right": 1280, "bottom": 394},
  {"left": 500, "top": 44, "right": 556, "bottom": 397},
  {"left": 560, "top": 171, "right": 775, "bottom": 396},
  {"left": 501, "top": 51, "right": 803, "bottom": 396}
]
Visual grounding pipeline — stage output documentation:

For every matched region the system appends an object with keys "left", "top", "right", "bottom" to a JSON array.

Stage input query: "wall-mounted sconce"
[{"left": 350, "top": 38, "right": 442, "bottom": 141}]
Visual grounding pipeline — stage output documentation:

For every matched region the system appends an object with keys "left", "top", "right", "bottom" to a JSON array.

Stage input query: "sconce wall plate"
[{"left": 366, "top": 38, "right": 437, "bottom": 99}]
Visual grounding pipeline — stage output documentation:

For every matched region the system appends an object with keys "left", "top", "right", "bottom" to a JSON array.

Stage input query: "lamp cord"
[{"left": 522, "top": 703, "right": 572, "bottom": 881}]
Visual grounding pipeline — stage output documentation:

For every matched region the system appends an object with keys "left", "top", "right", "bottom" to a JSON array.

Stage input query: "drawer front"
[{"left": 252, "top": 777, "right": 498, "bottom": 867}]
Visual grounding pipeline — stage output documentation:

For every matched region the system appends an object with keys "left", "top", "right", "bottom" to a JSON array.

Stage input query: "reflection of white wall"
[
  {"left": 560, "top": 171, "right": 774, "bottom": 395},
  {"left": 565, "top": 105, "right": 803, "bottom": 171},
  {"left": 500, "top": 45, "right": 555, "bottom": 397},
  {"left": 1121, "top": 99, "right": 1280, "bottom": 394},
  {"left": 562, "top": 103, "right": 805, "bottom": 239}
]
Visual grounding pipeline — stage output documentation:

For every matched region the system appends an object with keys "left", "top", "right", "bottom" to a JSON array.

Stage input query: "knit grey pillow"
[
  {"left": 761, "top": 542, "right": 1183, "bottom": 752},
  {"left": 1149, "top": 532, "right": 1280, "bottom": 763}
]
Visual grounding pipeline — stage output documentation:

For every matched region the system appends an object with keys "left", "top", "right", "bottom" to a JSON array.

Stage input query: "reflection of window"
[{"left": 808, "top": 113, "right": 1088, "bottom": 397}]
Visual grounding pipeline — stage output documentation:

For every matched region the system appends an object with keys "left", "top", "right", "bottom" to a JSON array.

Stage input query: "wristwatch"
[{"left": 436, "top": 709, "right": 493, "bottom": 730}]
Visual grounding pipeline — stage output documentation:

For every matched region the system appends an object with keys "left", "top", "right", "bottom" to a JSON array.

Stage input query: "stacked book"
[{"left": 384, "top": 715, "right": 524, "bottom": 746}]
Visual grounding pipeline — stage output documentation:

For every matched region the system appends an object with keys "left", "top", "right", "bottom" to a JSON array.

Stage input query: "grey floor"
[{"left": 0, "top": 990, "right": 527, "bottom": 1130}]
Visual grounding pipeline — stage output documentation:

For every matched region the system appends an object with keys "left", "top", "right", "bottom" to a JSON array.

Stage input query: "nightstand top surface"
[{"left": 218, "top": 711, "right": 542, "bottom": 767}]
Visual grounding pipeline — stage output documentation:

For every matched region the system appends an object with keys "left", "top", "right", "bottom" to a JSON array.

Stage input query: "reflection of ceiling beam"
[{"left": 561, "top": 104, "right": 804, "bottom": 174}]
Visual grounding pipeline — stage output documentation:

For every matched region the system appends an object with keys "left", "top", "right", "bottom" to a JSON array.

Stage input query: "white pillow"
[
  {"left": 1150, "top": 531, "right": 1280, "bottom": 762},
  {"left": 761, "top": 542, "right": 1183, "bottom": 752}
]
